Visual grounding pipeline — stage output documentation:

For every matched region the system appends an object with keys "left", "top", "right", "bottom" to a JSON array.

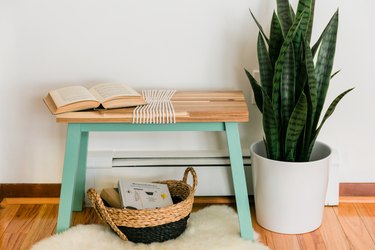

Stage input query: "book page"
[
  {"left": 89, "top": 83, "right": 140, "bottom": 103},
  {"left": 118, "top": 180, "right": 173, "bottom": 209},
  {"left": 49, "top": 86, "right": 97, "bottom": 108}
]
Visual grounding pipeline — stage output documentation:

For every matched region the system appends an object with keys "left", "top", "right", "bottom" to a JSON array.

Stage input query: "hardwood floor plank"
[
  {"left": 0, "top": 204, "right": 56, "bottom": 250},
  {"left": 319, "top": 207, "right": 352, "bottom": 250},
  {"left": 354, "top": 203, "right": 375, "bottom": 243},
  {"left": 1, "top": 201, "right": 374, "bottom": 250},
  {"left": 72, "top": 207, "right": 102, "bottom": 225},
  {"left": 334, "top": 203, "right": 375, "bottom": 249},
  {"left": 0, "top": 232, "right": 28, "bottom": 250},
  {"left": 19, "top": 204, "right": 58, "bottom": 250},
  {"left": 297, "top": 229, "right": 326, "bottom": 250},
  {"left": 0, "top": 204, "right": 20, "bottom": 238},
  {"left": 271, "top": 232, "right": 300, "bottom": 250},
  {"left": 4, "top": 204, "right": 41, "bottom": 234}
]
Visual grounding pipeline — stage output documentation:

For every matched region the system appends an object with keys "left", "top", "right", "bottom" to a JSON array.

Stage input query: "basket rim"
[{"left": 87, "top": 167, "right": 198, "bottom": 240}]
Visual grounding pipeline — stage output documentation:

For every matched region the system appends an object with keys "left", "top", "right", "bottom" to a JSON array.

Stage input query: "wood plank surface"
[
  {"left": 297, "top": 230, "right": 326, "bottom": 250},
  {"left": 0, "top": 204, "right": 42, "bottom": 250},
  {"left": 319, "top": 206, "right": 352, "bottom": 250},
  {"left": 55, "top": 91, "right": 249, "bottom": 123},
  {"left": 19, "top": 204, "right": 58, "bottom": 249},
  {"left": 0, "top": 204, "right": 20, "bottom": 238},
  {"left": 334, "top": 203, "right": 375, "bottom": 250},
  {"left": 1, "top": 200, "right": 375, "bottom": 249},
  {"left": 1, "top": 232, "right": 28, "bottom": 250},
  {"left": 4, "top": 204, "right": 42, "bottom": 234},
  {"left": 353, "top": 203, "right": 375, "bottom": 244},
  {"left": 72, "top": 207, "right": 102, "bottom": 225},
  {"left": 271, "top": 232, "right": 300, "bottom": 250}
]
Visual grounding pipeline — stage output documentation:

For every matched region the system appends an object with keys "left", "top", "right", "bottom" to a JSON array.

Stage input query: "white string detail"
[{"left": 132, "top": 90, "right": 176, "bottom": 124}]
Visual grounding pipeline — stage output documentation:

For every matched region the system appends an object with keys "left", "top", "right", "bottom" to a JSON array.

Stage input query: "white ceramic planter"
[{"left": 250, "top": 141, "right": 331, "bottom": 234}]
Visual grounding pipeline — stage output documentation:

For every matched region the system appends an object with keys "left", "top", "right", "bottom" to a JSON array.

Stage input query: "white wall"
[{"left": 0, "top": 0, "right": 373, "bottom": 184}]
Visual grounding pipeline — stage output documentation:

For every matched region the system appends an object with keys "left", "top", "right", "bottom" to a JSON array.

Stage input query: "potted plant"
[{"left": 245, "top": 0, "right": 353, "bottom": 234}]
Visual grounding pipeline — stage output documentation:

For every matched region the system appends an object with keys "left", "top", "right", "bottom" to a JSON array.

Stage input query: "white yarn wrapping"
[{"left": 132, "top": 89, "right": 176, "bottom": 124}]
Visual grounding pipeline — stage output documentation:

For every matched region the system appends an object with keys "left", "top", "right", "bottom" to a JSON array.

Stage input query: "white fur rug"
[{"left": 32, "top": 205, "right": 268, "bottom": 250}]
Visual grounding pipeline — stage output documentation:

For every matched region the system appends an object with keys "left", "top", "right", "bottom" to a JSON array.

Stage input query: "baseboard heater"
[
  {"left": 85, "top": 149, "right": 253, "bottom": 197},
  {"left": 111, "top": 150, "right": 251, "bottom": 168}
]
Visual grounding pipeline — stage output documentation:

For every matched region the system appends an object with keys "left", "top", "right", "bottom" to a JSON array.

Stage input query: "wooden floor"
[{"left": 0, "top": 200, "right": 374, "bottom": 250}]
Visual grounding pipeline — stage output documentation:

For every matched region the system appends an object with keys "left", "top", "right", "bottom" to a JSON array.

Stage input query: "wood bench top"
[{"left": 55, "top": 90, "right": 249, "bottom": 123}]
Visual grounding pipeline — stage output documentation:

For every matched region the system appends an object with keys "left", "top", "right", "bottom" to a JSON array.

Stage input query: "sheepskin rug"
[{"left": 32, "top": 205, "right": 268, "bottom": 250}]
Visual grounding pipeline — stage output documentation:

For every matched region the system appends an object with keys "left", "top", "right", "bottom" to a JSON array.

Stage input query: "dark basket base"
[{"left": 118, "top": 215, "right": 190, "bottom": 244}]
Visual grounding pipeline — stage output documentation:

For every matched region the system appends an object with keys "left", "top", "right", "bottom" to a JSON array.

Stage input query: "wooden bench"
[{"left": 54, "top": 90, "right": 254, "bottom": 240}]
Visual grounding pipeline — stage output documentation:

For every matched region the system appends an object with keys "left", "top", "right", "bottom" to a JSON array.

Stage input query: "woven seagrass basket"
[{"left": 87, "top": 167, "right": 197, "bottom": 243}]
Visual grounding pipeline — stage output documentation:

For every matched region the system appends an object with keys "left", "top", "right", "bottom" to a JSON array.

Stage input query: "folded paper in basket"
[{"left": 118, "top": 180, "right": 173, "bottom": 210}]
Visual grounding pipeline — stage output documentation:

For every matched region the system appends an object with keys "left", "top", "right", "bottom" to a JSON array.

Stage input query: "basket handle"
[
  {"left": 87, "top": 188, "right": 129, "bottom": 241},
  {"left": 182, "top": 167, "right": 198, "bottom": 193}
]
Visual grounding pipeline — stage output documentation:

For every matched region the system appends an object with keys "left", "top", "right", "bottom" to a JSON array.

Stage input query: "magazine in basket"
[{"left": 118, "top": 180, "right": 173, "bottom": 210}]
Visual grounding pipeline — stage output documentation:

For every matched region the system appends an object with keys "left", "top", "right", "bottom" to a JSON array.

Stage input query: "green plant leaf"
[
  {"left": 311, "top": 34, "right": 322, "bottom": 57},
  {"left": 313, "top": 10, "right": 339, "bottom": 133},
  {"left": 311, "top": 16, "right": 331, "bottom": 57},
  {"left": 276, "top": 0, "right": 293, "bottom": 36},
  {"left": 269, "top": 12, "right": 284, "bottom": 68},
  {"left": 280, "top": 42, "right": 296, "bottom": 132},
  {"left": 311, "top": 8, "right": 336, "bottom": 57},
  {"left": 294, "top": 41, "right": 306, "bottom": 99},
  {"left": 246, "top": 3, "right": 352, "bottom": 163},
  {"left": 272, "top": 10, "right": 307, "bottom": 125},
  {"left": 331, "top": 69, "right": 341, "bottom": 79},
  {"left": 292, "top": 1, "right": 313, "bottom": 87},
  {"left": 263, "top": 137, "right": 270, "bottom": 159},
  {"left": 257, "top": 33, "right": 273, "bottom": 98},
  {"left": 285, "top": 92, "right": 308, "bottom": 161},
  {"left": 249, "top": 10, "right": 269, "bottom": 44},
  {"left": 295, "top": 0, "right": 315, "bottom": 44},
  {"left": 301, "top": 38, "right": 317, "bottom": 158},
  {"left": 307, "top": 88, "right": 354, "bottom": 159},
  {"left": 245, "top": 69, "right": 263, "bottom": 113},
  {"left": 305, "top": 42, "right": 317, "bottom": 109},
  {"left": 294, "top": 1, "right": 312, "bottom": 41},
  {"left": 262, "top": 90, "right": 281, "bottom": 160}
]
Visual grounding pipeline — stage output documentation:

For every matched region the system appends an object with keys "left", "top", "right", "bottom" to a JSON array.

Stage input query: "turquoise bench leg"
[
  {"left": 73, "top": 131, "right": 89, "bottom": 211},
  {"left": 225, "top": 122, "right": 254, "bottom": 240},
  {"left": 57, "top": 124, "right": 81, "bottom": 233}
]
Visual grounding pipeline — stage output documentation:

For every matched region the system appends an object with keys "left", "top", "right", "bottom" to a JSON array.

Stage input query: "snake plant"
[{"left": 245, "top": 0, "right": 353, "bottom": 162}]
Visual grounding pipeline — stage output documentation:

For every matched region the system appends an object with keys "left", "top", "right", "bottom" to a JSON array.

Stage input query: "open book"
[{"left": 44, "top": 83, "right": 146, "bottom": 114}]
